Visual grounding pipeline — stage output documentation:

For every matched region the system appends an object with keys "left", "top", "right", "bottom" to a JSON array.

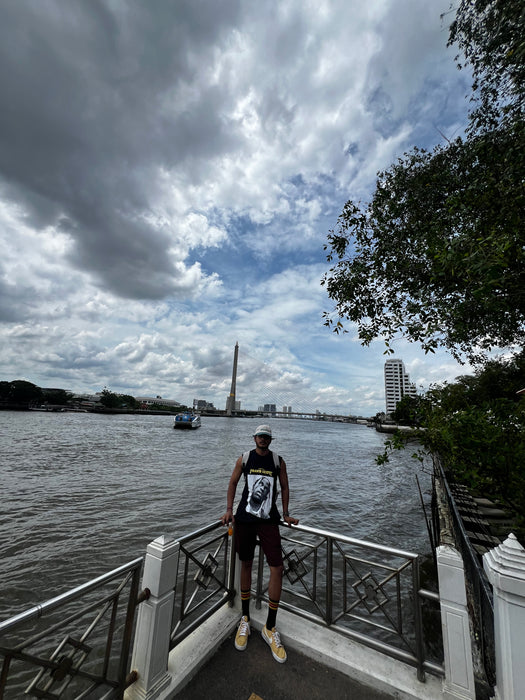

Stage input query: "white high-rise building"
[{"left": 384, "top": 359, "right": 417, "bottom": 414}]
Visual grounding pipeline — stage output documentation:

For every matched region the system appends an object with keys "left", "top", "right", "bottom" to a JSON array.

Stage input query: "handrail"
[
  {"left": 0, "top": 557, "right": 146, "bottom": 699},
  {"left": 178, "top": 520, "right": 225, "bottom": 545},
  {"left": 1, "top": 520, "right": 443, "bottom": 697},
  {"left": 0, "top": 557, "right": 144, "bottom": 634},
  {"left": 259, "top": 520, "right": 442, "bottom": 681},
  {"left": 282, "top": 521, "right": 419, "bottom": 559},
  {"left": 169, "top": 522, "right": 235, "bottom": 649}
]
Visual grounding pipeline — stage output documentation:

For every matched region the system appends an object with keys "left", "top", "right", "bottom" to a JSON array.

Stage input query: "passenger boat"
[{"left": 173, "top": 412, "right": 201, "bottom": 429}]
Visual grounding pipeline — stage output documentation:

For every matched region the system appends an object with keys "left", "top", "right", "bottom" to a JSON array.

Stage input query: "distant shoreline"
[{"left": 0, "top": 405, "right": 368, "bottom": 422}]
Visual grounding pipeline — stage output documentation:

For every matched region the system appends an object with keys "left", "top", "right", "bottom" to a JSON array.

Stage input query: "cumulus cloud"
[{"left": 0, "top": 0, "right": 475, "bottom": 414}]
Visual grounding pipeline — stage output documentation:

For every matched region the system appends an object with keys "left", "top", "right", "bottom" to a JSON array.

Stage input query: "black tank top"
[{"left": 235, "top": 449, "right": 281, "bottom": 523}]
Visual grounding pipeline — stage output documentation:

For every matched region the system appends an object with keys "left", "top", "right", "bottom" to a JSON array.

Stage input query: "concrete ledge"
[
  {"left": 162, "top": 605, "right": 240, "bottom": 698},
  {"left": 247, "top": 606, "right": 445, "bottom": 700},
  {"left": 151, "top": 603, "right": 446, "bottom": 700}
]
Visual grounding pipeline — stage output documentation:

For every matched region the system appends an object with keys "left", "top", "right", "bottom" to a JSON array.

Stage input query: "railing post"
[
  {"left": 228, "top": 528, "right": 239, "bottom": 612},
  {"left": 412, "top": 558, "right": 426, "bottom": 683},
  {"left": 483, "top": 533, "right": 525, "bottom": 700},
  {"left": 125, "top": 536, "right": 180, "bottom": 700},
  {"left": 326, "top": 535, "right": 333, "bottom": 625},
  {"left": 436, "top": 544, "right": 476, "bottom": 699}
]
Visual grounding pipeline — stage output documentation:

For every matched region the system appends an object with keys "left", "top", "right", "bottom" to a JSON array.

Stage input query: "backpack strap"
[{"left": 242, "top": 449, "right": 280, "bottom": 470}]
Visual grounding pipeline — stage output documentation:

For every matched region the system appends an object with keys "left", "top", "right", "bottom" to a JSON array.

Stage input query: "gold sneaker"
[
  {"left": 261, "top": 625, "right": 287, "bottom": 663},
  {"left": 234, "top": 616, "right": 250, "bottom": 651}
]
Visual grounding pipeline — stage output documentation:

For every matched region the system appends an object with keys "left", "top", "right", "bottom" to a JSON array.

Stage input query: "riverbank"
[{"left": 376, "top": 423, "right": 426, "bottom": 436}]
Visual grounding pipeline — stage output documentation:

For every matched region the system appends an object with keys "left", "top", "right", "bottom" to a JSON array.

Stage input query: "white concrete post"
[
  {"left": 436, "top": 544, "right": 476, "bottom": 699},
  {"left": 483, "top": 533, "right": 525, "bottom": 700},
  {"left": 125, "top": 536, "right": 180, "bottom": 700}
]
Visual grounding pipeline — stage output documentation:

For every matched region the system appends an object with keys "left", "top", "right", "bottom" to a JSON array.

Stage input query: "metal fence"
[
  {"left": 257, "top": 522, "right": 443, "bottom": 682},
  {"left": 165, "top": 520, "right": 443, "bottom": 682},
  {"left": 169, "top": 522, "right": 235, "bottom": 649},
  {"left": 1, "top": 520, "right": 444, "bottom": 697},
  {"left": 434, "top": 457, "right": 496, "bottom": 688},
  {"left": 0, "top": 557, "right": 145, "bottom": 700}
]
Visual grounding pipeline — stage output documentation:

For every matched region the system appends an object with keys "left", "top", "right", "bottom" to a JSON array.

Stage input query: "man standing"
[{"left": 221, "top": 425, "right": 299, "bottom": 662}]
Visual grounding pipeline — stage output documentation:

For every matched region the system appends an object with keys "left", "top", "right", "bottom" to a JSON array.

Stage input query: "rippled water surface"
[{"left": 0, "top": 411, "right": 433, "bottom": 620}]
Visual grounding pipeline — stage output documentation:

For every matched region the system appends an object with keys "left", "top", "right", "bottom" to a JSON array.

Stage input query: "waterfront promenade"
[
  {"left": 153, "top": 600, "right": 446, "bottom": 700},
  {"left": 179, "top": 627, "right": 393, "bottom": 700}
]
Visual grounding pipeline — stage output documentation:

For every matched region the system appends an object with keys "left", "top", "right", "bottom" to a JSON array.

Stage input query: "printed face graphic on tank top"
[{"left": 246, "top": 472, "right": 273, "bottom": 519}]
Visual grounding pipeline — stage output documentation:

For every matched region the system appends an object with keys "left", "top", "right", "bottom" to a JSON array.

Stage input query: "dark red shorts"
[{"left": 235, "top": 521, "right": 283, "bottom": 567}]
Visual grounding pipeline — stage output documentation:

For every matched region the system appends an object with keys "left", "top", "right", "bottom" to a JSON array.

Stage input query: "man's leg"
[
  {"left": 258, "top": 524, "right": 284, "bottom": 629},
  {"left": 259, "top": 525, "right": 287, "bottom": 663},
  {"left": 262, "top": 563, "right": 287, "bottom": 662},
  {"left": 240, "top": 559, "right": 253, "bottom": 619},
  {"left": 267, "top": 564, "right": 284, "bottom": 629},
  {"left": 235, "top": 524, "right": 255, "bottom": 652}
]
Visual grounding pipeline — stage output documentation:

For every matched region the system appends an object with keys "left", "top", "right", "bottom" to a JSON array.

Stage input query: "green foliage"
[
  {"left": 119, "top": 394, "right": 139, "bottom": 409},
  {"left": 0, "top": 380, "right": 43, "bottom": 405},
  {"left": 99, "top": 389, "right": 139, "bottom": 409},
  {"left": 448, "top": 0, "right": 524, "bottom": 131},
  {"left": 43, "top": 388, "right": 73, "bottom": 405},
  {"left": 99, "top": 388, "right": 122, "bottom": 408},
  {"left": 391, "top": 395, "right": 427, "bottom": 426},
  {"left": 375, "top": 430, "right": 415, "bottom": 466},
  {"left": 423, "top": 398, "right": 525, "bottom": 526},
  {"left": 322, "top": 0, "right": 525, "bottom": 363},
  {"left": 322, "top": 124, "right": 525, "bottom": 362}
]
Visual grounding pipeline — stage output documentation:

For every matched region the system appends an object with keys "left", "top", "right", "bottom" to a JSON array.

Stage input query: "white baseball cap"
[{"left": 253, "top": 425, "right": 272, "bottom": 437}]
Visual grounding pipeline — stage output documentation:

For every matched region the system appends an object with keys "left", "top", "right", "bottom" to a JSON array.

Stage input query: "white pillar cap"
[{"left": 483, "top": 533, "right": 525, "bottom": 596}]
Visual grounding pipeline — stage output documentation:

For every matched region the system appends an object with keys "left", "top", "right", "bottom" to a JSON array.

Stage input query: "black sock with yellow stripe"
[
  {"left": 241, "top": 589, "right": 251, "bottom": 620},
  {"left": 266, "top": 598, "right": 279, "bottom": 629}
]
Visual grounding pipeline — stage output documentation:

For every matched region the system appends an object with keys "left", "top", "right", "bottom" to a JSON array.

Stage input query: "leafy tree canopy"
[
  {"left": 391, "top": 394, "right": 426, "bottom": 427},
  {"left": 449, "top": 0, "right": 524, "bottom": 130},
  {"left": 99, "top": 388, "right": 122, "bottom": 409},
  {"left": 99, "top": 388, "right": 139, "bottom": 409},
  {"left": 43, "top": 388, "right": 73, "bottom": 405},
  {"left": 0, "top": 380, "right": 43, "bottom": 405},
  {"left": 322, "top": 0, "right": 524, "bottom": 364}
]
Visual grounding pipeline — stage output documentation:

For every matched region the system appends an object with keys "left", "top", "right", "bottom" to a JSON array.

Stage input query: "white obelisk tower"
[{"left": 226, "top": 342, "right": 239, "bottom": 416}]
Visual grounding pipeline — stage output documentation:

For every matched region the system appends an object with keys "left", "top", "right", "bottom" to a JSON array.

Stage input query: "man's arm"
[
  {"left": 278, "top": 459, "right": 299, "bottom": 525},
  {"left": 221, "top": 455, "right": 243, "bottom": 525}
]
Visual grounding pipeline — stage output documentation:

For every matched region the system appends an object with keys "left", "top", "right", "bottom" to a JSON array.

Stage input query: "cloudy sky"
[{"left": 0, "top": 0, "right": 476, "bottom": 416}]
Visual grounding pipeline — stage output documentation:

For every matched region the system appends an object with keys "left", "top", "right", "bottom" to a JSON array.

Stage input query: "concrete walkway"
[
  {"left": 165, "top": 605, "right": 445, "bottom": 700},
  {"left": 177, "top": 627, "right": 393, "bottom": 700}
]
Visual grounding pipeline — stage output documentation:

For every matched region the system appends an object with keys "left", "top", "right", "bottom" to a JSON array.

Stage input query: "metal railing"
[
  {"left": 0, "top": 557, "right": 146, "bottom": 700},
  {"left": 0, "top": 520, "right": 444, "bottom": 697},
  {"left": 255, "top": 522, "right": 443, "bottom": 682},
  {"left": 434, "top": 456, "right": 496, "bottom": 688},
  {"left": 169, "top": 522, "right": 235, "bottom": 649},
  {"left": 166, "top": 520, "right": 443, "bottom": 682}
]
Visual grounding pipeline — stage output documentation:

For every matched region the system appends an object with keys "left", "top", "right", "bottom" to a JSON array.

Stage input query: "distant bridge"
[
  {"left": 223, "top": 343, "right": 358, "bottom": 420},
  {"left": 201, "top": 407, "right": 361, "bottom": 423}
]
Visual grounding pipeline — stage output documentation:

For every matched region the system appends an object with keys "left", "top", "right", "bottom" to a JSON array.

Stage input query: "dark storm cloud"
[
  {"left": 0, "top": 277, "right": 27, "bottom": 322},
  {"left": 0, "top": 0, "right": 241, "bottom": 299}
]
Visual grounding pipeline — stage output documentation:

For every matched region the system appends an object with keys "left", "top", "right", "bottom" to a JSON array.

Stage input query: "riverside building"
[{"left": 384, "top": 359, "right": 417, "bottom": 414}]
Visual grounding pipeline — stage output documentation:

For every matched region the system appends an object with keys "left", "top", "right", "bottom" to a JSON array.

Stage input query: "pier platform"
[
  {"left": 165, "top": 605, "right": 445, "bottom": 700},
  {"left": 178, "top": 626, "right": 393, "bottom": 699}
]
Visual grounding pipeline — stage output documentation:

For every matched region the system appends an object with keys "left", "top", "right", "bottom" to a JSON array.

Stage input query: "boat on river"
[{"left": 173, "top": 412, "right": 201, "bottom": 429}]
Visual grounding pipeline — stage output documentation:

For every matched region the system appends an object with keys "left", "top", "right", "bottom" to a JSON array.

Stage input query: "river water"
[{"left": 0, "top": 411, "right": 433, "bottom": 622}]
